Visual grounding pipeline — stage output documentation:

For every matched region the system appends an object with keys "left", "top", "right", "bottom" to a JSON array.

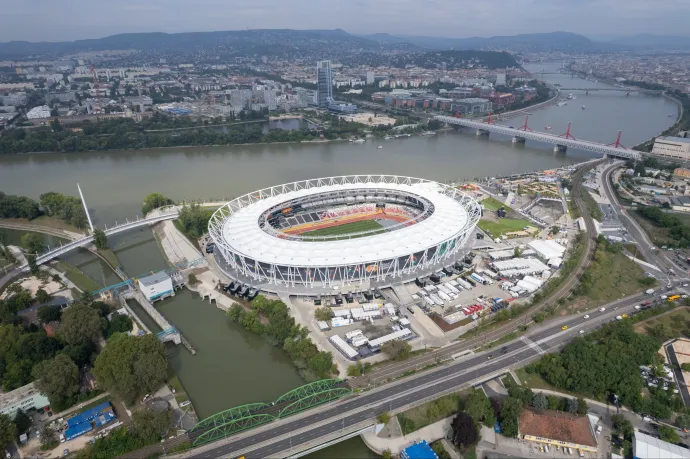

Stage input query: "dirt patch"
[{"left": 429, "top": 313, "right": 472, "bottom": 332}]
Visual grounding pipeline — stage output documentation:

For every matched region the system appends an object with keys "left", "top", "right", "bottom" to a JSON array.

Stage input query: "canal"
[{"left": 0, "top": 63, "right": 678, "bottom": 457}]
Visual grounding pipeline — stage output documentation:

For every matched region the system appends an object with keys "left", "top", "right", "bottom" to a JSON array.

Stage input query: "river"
[{"left": 0, "top": 62, "right": 678, "bottom": 457}]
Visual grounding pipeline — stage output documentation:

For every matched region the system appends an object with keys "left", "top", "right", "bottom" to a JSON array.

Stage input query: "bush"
[{"left": 381, "top": 340, "right": 412, "bottom": 361}]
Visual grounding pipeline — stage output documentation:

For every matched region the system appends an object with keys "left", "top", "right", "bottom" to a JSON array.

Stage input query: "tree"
[
  {"left": 13, "top": 409, "right": 30, "bottom": 435},
  {"left": 0, "top": 414, "right": 16, "bottom": 452},
  {"left": 675, "top": 413, "right": 690, "bottom": 430},
  {"left": 513, "top": 246, "right": 523, "bottom": 258},
  {"left": 106, "top": 313, "right": 133, "bottom": 337},
  {"left": 187, "top": 273, "right": 199, "bottom": 285},
  {"left": 130, "top": 408, "right": 173, "bottom": 443},
  {"left": 92, "top": 229, "right": 108, "bottom": 250},
  {"left": 58, "top": 302, "right": 104, "bottom": 346},
  {"left": 21, "top": 232, "right": 46, "bottom": 254},
  {"left": 567, "top": 397, "right": 579, "bottom": 414},
  {"left": 659, "top": 425, "right": 680, "bottom": 444},
  {"left": 450, "top": 412, "right": 479, "bottom": 447},
  {"left": 381, "top": 340, "right": 412, "bottom": 361},
  {"left": 465, "top": 389, "right": 495, "bottom": 427},
  {"left": 612, "top": 414, "right": 634, "bottom": 440},
  {"left": 381, "top": 449, "right": 392, "bottom": 459},
  {"left": 681, "top": 363, "right": 690, "bottom": 372},
  {"left": 37, "top": 305, "right": 61, "bottom": 324},
  {"left": 35, "top": 288, "right": 51, "bottom": 304},
  {"left": 39, "top": 425, "right": 58, "bottom": 450},
  {"left": 93, "top": 333, "right": 168, "bottom": 403},
  {"left": 576, "top": 397, "right": 588, "bottom": 416},
  {"left": 499, "top": 397, "right": 524, "bottom": 438},
  {"left": 27, "top": 254, "right": 39, "bottom": 275},
  {"left": 142, "top": 193, "right": 173, "bottom": 215},
  {"left": 377, "top": 412, "right": 391, "bottom": 424},
  {"left": 532, "top": 392, "right": 548, "bottom": 410},
  {"left": 32, "top": 354, "right": 80, "bottom": 405},
  {"left": 314, "top": 307, "right": 333, "bottom": 321}
]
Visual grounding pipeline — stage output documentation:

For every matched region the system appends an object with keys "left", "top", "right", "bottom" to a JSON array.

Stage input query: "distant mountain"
[
  {"left": 362, "top": 32, "right": 594, "bottom": 52},
  {"left": 603, "top": 34, "right": 690, "bottom": 50},
  {"left": 0, "top": 29, "right": 417, "bottom": 59}
]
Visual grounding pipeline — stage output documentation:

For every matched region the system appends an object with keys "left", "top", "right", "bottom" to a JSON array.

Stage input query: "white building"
[
  {"left": 652, "top": 136, "right": 690, "bottom": 161},
  {"left": 138, "top": 271, "right": 174, "bottom": 302},
  {"left": 633, "top": 429, "right": 690, "bottom": 458},
  {"left": 528, "top": 240, "right": 566, "bottom": 261},
  {"left": 26, "top": 105, "right": 51, "bottom": 119},
  {"left": 0, "top": 382, "right": 50, "bottom": 418},
  {"left": 366, "top": 71, "right": 375, "bottom": 85}
]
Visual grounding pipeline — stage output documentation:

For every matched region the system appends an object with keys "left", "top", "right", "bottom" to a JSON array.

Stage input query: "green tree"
[
  {"left": 21, "top": 232, "right": 45, "bottom": 254},
  {"left": 381, "top": 448, "right": 393, "bottom": 459},
  {"left": 499, "top": 397, "right": 524, "bottom": 438},
  {"left": 676, "top": 413, "right": 690, "bottom": 430},
  {"left": 187, "top": 273, "right": 199, "bottom": 285},
  {"left": 377, "top": 412, "right": 391, "bottom": 424},
  {"left": 381, "top": 340, "right": 412, "bottom": 361},
  {"left": 35, "top": 288, "right": 51, "bottom": 304},
  {"left": 576, "top": 397, "right": 588, "bottom": 416},
  {"left": 0, "top": 414, "right": 16, "bottom": 452},
  {"left": 93, "top": 333, "right": 168, "bottom": 404},
  {"left": 567, "top": 397, "right": 579, "bottom": 414},
  {"left": 92, "top": 228, "right": 108, "bottom": 250},
  {"left": 314, "top": 307, "right": 333, "bottom": 321},
  {"left": 27, "top": 254, "right": 38, "bottom": 275},
  {"left": 465, "top": 389, "right": 496, "bottom": 427},
  {"left": 37, "top": 305, "right": 61, "bottom": 323},
  {"left": 130, "top": 408, "right": 173, "bottom": 443},
  {"left": 32, "top": 354, "right": 79, "bottom": 405},
  {"left": 142, "top": 193, "right": 173, "bottom": 215},
  {"left": 450, "top": 412, "right": 479, "bottom": 447},
  {"left": 58, "top": 302, "right": 104, "bottom": 346},
  {"left": 532, "top": 392, "right": 548, "bottom": 410},
  {"left": 13, "top": 409, "right": 30, "bottom": 435},
  {"left": 106, "top": 313, "right": 133, "bottom": 337},
  {"left": 659, "top": 425, "right": 680, "bottom": 444}
]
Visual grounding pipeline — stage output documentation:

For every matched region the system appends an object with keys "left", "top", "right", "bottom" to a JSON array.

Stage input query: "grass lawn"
[
  {"left": 477, "top": 218, "right": 531, "bottom": 237},
  {"left": 97, "top": 248, "right": 120, "bottom": 268},
  {"left": 54, "top": 261, "right": 101, "bottom": 292},
  {"left": 397, "top": 392, "right": 465, "bottom": 435},
  {"left": 1, "top": 216, "right": 87, "bottom": 234},
  {"left": 563, "top": 249, "right": 648, "bottom": 311},
  {"left": 634, "top": 306, "right": 690, "bottom": 336},
  {"left": 515, "top": 367, "right": 559, "bottom": 391},
  {"left": 481, "top": 197, "right": 509, "bottom": 212},
  {"left": 168, "top": 375, "right": 190, "bottom": 404},
  {"left": 301, "top": 219, "right": 383, "bottom": 238},
  {"left": 580, "top": 188, "right": 603, "bottom": 221}
]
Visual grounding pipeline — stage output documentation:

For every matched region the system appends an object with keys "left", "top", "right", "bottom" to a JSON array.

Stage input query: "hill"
[
  {"left": 392, "top": 50, "right": 518, "bottom": 70},
  {"left": 363, "top": 31, "right": 593, "bottom": 52}
]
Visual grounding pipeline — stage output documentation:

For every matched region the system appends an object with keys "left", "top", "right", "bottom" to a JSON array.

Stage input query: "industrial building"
[
  {"left": 0, "top": 382, "right": 49, "bottom": 418},
  {"left": 518, "top": 408, "right": 598, "bottom": 453},
  {"left": 138, "top": 271, "right": 174, "bottom": 302},
  {"left": 26, "top": 105, "right": 51, "bottom": 119},
  {"left": 528, "top": 240, "right": 566, "bottom": 261},
  {"left": 63, "top": 402, "right": 117, "bottom": 442},
  {"left": 652, "top": 136, "right": 690, "bottom": 161},
  {"left": 401, "top": 440, "right": 438, "bottom": 459}
]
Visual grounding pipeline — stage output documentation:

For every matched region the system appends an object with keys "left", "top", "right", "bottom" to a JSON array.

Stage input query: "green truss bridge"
[{"left": 189, "top": 378, "right": 352, "bottom": 447}]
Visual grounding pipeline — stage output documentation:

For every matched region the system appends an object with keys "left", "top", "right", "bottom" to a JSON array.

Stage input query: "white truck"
[{"left": 645, "top": 289, "right": 654, "bottom": 295}]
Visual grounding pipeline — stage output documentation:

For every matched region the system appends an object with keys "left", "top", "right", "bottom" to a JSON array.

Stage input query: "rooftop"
[
  {"left": 519, "top": 408, "right": 597, "bottom": 448},
  {"left": 658, "top": 136, "right": 690, "bottom": 144},
  {"left": 634, "top": 429, "right": 690, "bottom": 459},
  {"left": 0, "top": 382, "right": 44, "bottom": 408},
  {"left": 138, "top": 271, "right": 171, "bottom": 287}
]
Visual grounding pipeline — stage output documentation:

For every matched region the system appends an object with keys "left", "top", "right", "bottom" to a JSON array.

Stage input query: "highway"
[{"left": 192, "top": 292, "right": 657, "bottom": 459}]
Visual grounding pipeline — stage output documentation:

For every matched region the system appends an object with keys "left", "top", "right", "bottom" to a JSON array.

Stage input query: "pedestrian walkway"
[{"left": 360, "top": 416, "right": 452, "bottom": 455}]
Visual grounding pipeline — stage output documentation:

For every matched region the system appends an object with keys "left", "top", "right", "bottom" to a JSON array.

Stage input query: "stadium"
[{"left": 208, "top": 175, "right": 481, "bottom": 293}]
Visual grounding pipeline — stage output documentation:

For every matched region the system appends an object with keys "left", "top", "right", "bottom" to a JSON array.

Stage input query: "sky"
[{"left": 1, "top": 0, "right": 689, "bottom": 42}]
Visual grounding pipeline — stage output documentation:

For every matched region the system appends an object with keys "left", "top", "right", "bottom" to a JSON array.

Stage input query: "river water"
[{"left": 0, "top": 62, "right": 678, "bottom": 457}]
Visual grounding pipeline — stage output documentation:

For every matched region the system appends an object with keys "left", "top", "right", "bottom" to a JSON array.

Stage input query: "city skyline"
[{"left": 1, "top": 0, "right": 690, "bottom": 43}]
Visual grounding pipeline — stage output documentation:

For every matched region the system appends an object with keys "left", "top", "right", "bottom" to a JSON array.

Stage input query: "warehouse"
[
  {"left": 138, "top": 272, "right": 174, "bottom": 302},
  {"left": 492, "top": 258, "right": 550, "bottom": 277},
  {"left": 528, "top": 240, "right": 566, "bottom": 261}
]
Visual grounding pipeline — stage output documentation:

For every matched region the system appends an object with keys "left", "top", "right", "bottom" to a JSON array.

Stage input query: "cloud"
[{"left": 0, "top": 0, "right": 688, "bottom": 42}]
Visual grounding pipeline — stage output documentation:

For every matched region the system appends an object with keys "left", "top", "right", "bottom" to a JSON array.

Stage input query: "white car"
[
  {"left": 600, "top": 307, "right": 606, "bottom": 312},
  {"left": 579, "top": 330, "right": 585, "bottom": 335},
  {"left": 583, "top": 315, "right": 590, "bottom": 319}
]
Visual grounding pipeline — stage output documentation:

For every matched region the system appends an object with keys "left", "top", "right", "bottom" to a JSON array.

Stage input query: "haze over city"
[{"left": 1, "top": 0, "right": 690, "bottom": 42}]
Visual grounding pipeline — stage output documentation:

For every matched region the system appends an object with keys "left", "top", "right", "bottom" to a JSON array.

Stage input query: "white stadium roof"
[
  {"left": 219, "top": 180, "right": 470, "bottom": 267},
  {"left": 634, "top": 430, "right": 690, "bottom": 459}
]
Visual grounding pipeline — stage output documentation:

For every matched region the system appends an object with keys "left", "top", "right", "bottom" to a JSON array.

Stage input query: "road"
[
  {"left": 601, "top": 162, "right": 685, "bottom": 277},
  {"left": 192, "top": 292, "right": 662, "bottom": 459},
  {"left": 349, "top": 160, "right": 602, "bottom": 388}
]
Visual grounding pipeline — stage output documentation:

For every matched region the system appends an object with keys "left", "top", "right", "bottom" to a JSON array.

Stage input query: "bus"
[{"left": 669, "top": 295, "right": 681, "bottom": 302}]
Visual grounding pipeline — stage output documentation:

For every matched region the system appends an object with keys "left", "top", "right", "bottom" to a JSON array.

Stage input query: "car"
[
  {"left": 562, "top": 325, "right": 568, "bottom": 331},
  {"left": 501, "top": 346, "right": 508, "bottom": 354},
  {"left": 583, "top": 314, "right": 590, "bottom": 319},
  {"left": 487, "top": 355, "right": 493, "bottom": 360},
  {"left": 600, "top": 307, "right": 606, "bottom": 312},
  {"left": 407, "top": 307, "right": 415, "bottom": 314},
  {"left": 63, "top": 450, "right": 69, "bottom": 457},
  {"left": 684, "top": 283, "right": 689, "bottom": 287},
  {"left": 579, "top": 330, "right": 585, "bottom": 335}
]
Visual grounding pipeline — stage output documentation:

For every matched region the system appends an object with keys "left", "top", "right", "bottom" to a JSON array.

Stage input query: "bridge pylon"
[{"left": 606, "top": 130, "right": 627, "bottom": 149}]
